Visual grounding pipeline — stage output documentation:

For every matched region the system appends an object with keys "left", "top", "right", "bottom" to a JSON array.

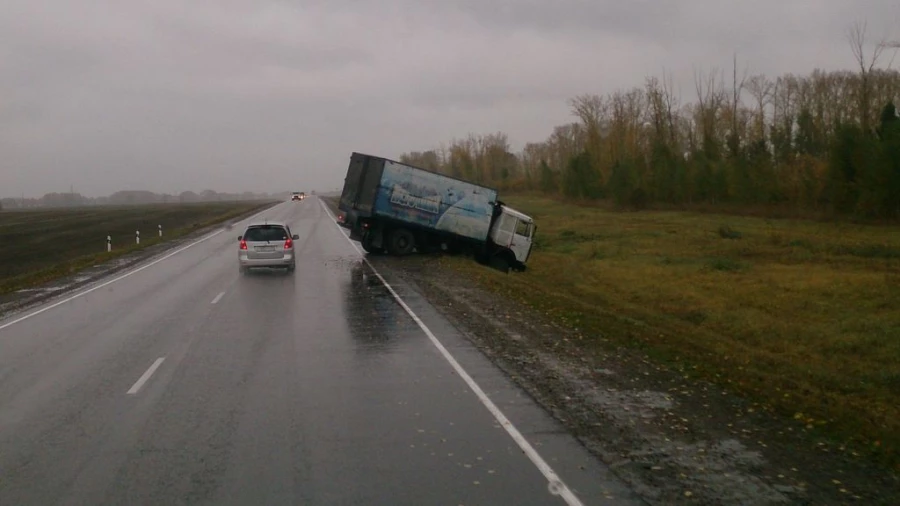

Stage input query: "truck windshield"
[{"left": 515, "top": 220, "right": 532, "bottom": 238}]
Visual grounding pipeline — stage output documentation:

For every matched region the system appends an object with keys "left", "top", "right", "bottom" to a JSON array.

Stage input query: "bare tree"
[
  {"left": 848, "top": 20, "right": 888, "bottom": 132},
  {"left": 693, "top": 66, "right": 726, "bottom": 158},
  {"left": 569, "top": 94, "right": 609, "bottom": 180},
  {"left": 549, "top": 123, "right": 586, "bottom": 172},
  {"left": 728, "top": 53, "right": 749, "bottom": 156},
  {"left": 746, "top": 74, "right": 773, "bottom": 142},
  {"left": 661, "top": 69, "right": 680, "bottom": 146},
  {"left": 646, "top": 75, "right": 678, "bottom": 146},
  {"left": 884, "top": 40, "right": 900, "bottom": 70},
  {"left": 569, "top": 94, "right": 605, "bottom": 133}
]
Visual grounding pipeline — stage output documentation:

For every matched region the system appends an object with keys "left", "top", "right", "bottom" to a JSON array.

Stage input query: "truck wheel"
[
  {"left": 361, "top": 232, "right": 384, "bottom": 254},
  {"left": 388, "top": 228, "right": 415, "bottom": 256},
  {"left": 489, "top": 253, "right": 511, "bottom": 273}
]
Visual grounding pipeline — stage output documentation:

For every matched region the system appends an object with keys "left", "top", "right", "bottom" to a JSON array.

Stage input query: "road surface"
[{"left": 0, "top": 197, "right": 642, "bottom": 505}]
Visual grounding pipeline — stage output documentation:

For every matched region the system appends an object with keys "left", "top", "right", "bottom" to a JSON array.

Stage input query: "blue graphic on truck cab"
[{"left": 373, "top": 161, "right": 498, "bottom": 242}]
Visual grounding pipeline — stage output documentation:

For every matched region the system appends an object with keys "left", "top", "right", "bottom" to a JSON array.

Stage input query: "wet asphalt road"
[{"left": 0, "top": 197, "right": 642, "bottom": 505}]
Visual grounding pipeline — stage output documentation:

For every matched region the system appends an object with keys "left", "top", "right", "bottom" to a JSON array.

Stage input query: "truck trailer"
[{"left": 337, "top": 152, "right": 535, "bottom": 272}]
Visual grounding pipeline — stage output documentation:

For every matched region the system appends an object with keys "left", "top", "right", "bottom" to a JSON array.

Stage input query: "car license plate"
[{"left": 255, "top": 245, "right": 276, "bottom": 252}]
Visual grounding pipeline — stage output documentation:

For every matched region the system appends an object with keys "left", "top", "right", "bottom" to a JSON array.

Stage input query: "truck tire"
[
  {"left": 387, "top": 228, "right": 415, "bottom": 256},
  {"left": 489, "top": 253, "right": 511, "bottom": 273},
  {"left": 361, "top": 232, "right": 384, "bottom": 254}
]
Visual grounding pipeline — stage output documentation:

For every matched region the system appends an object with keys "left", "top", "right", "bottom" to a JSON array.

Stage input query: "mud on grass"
[
  {"left": 0, "top": 201, "right": 274, "bottom": 295},
  {"left": 373, "top": 254, "right": 900, "bottom": 505}
]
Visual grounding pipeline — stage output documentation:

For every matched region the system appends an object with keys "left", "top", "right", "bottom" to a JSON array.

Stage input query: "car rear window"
[{"left": 243, "top": 226, "right": 288, "bottom": 241}]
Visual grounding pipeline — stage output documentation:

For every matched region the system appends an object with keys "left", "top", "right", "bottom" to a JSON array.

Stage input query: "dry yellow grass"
[{"left": 444, "top": 195, "right": 900, "bottom": 468}]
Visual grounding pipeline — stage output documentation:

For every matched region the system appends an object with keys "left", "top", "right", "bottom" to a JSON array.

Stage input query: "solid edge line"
[
  {"left": 126, "top": 357, "right": 166, "bottom": 395},
  {"left": 318, "top": 199, "right": 584, "bottom": 506},
  {"left": 211, "top": 291, "right": 226, "bottom": 304},
  {"left": 0, "top": 204, "right": 277, "bottom": 332}
]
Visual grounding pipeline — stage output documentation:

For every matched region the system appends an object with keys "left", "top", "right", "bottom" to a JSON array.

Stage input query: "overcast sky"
[{"left": 1, "top": 0, "right": 897, "bottom": 197}]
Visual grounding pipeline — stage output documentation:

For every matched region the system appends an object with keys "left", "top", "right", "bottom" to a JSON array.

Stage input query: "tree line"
[
  {"left": 1, "top": 189, "right": 279, "bottom": 210},
  {"left": 400, "top": 25, "right": 900, "bottom": 219}
]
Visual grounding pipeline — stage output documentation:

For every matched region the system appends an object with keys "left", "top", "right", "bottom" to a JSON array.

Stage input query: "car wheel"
[{"left": 239, "top": 265, "right": 248, "bottom": 275}]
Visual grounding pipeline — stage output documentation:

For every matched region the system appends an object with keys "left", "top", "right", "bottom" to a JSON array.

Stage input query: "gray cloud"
[{"left": 1, "top": 0, "right": 897, "bottom": 197}]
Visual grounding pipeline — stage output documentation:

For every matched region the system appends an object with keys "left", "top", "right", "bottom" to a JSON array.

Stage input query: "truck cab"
[{"left": 488, "top": 205, "right": 536, "bottom": 271}]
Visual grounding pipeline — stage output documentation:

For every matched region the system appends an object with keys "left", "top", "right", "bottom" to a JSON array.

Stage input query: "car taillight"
[
  {"left": 240, "top": 240, "right": 248, "bottom": 250},
  {"left": 284, "top": 238, "right": 293, "bottom": 249}
]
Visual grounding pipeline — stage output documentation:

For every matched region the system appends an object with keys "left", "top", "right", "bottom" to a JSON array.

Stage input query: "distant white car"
[{"left": 237, "top": 221, "right": 298, "bottom": 273}]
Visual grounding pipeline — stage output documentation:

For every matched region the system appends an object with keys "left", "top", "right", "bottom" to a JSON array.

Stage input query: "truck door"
[
  {"left": 491, "top": 208, "right": 535, "bottom": 265},
  {"left": 510, "top": 219, "right": 534, "bottom": 264},
  {"left": 491, "top": 212, "right": 516, "bottom": 248}
]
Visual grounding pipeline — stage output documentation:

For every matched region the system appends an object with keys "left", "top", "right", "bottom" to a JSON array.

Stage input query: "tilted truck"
[{"left": 337, "top": 152, "right": 536, "bottom": 272}]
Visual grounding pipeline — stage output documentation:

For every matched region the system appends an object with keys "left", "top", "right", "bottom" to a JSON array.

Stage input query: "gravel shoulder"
[{"left": 365, "top": 253, "right": 899, "bottom": 506}]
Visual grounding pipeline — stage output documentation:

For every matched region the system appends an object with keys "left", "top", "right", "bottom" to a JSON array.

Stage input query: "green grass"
[
  {"left": 0, "top": 201, "right": 274, "bottom": 294},
  {"left": 443, "top": 195, "right": 900, "bottom": 469}
]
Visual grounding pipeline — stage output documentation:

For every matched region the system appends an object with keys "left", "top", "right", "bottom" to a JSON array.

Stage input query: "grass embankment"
[
  {"left": 0, "top": 201, "right": 274, "bottom": 295},
  {"left": 444, "top": 195, "right": 900, "bottom": 469}
]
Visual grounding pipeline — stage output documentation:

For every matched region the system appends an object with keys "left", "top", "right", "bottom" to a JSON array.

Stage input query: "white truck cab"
[{"left": 489, "top": 205, "right": 536, "bottom": 270}]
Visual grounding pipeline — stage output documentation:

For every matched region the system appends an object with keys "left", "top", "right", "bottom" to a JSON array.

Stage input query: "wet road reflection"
[{"left": 342, "top": 260, "right": 418, "bottom": 355}]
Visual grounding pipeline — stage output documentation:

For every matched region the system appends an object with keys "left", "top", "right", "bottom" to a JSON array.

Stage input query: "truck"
[{"left": 337, "top": 152, "right": 536, "bottom": 272}]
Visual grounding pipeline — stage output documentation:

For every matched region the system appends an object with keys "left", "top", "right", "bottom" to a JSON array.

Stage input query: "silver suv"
[{"left": 238, "top": 221, "right": 299, "bottom": 273}]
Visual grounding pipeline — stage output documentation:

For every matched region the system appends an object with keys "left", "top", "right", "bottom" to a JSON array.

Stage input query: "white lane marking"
[
  {"left": 0, "top": 204, "right": 280, "bottom": 333},
  {"left": 211, "top": 291, "right": 226, "bottom": 304},
  {"left": 318, "top": 200, "right": 584, "bottom": 506},
  {"left": 127, "top": 357, "right": 166, "bottom": 394}
]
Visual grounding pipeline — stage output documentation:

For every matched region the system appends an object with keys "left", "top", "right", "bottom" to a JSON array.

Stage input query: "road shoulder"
[{"left": 367, "top": 254, "right": 900, "bottom": 505}]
